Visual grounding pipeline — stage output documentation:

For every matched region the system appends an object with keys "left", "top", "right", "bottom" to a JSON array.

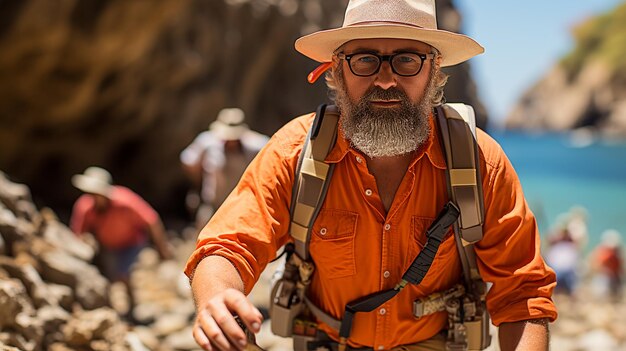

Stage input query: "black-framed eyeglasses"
[{"left": 336, "top": 51, "right": 435, "bottom": 77}]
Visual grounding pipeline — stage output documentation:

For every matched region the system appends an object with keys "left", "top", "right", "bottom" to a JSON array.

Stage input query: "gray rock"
[
  {"left": 37, "top": 305, "right": 71, "bottom": 334},
  {"left": 0, "top": 174, "right": 35, "bottom": 219},
  {"left": 125, "top": 331, "right": 151, "bottom": 351},
  {"left": 0, "top": 256, "right": 56, "bottom": 308},
  {"left": 0, "top": 204, "right": 28, "bottom": 253},
  {"left": 0, "top": 279, "right": 35, "bottom": 328},
  {"left": 578, "top": 328, "right": 619, "bottom": 351},
  {"left": 132, "top": 302, "right": 163, "bottom": 325},
  {"left": 41, "top": 220, "right": 95, "bottom": 262},
  {"left": 151, "top": 313, "right": 188, "bottom": 336},
  {"left": 0, "top": 233, "right": 5, "bottom": 255},
  {"left": 0, "top": 267, "right": 9, "bottom": 280},
  {"left": 13, "top": 313, "right": 44, "bottom": 349},
  {"left": 0, "top": 340, "right": 24, "bottom": 351},
  {"left": 62, "top": 308, "right": 120, "bottom": 347},
  {"left": 0, "top": 206, "right": 36, "bottom": 252},
  {"left": 163, "top": 326, "right": 198, "bottom": 350},
  {"left": 129, "top": 327, "right": 159, "bottom": 351},
  {"left": 39, "top": 249, "right": 109, "bottom": 309},
  {"left": 46, "top": 283, "right": 75, "bottom": 311},
  {"left": 0, "top": 332, "right": 37, "bottom": 351},
  {"left": 46, "top": 342, "right": 75, "bottom": 351}
]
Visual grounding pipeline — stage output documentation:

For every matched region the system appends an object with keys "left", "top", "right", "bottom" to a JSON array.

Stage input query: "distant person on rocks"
[
  {"left": 565, "top": 206, "right": 589, "bottom": 249},
  {"left": 590, "top": 229, "right": 624, "bottom": 300},
  {"left": 546, "top": 226, "right": 580, "bottom": 296},
  {"left": 70, "top": 167, "right": 173, "bottom": 312},
  {"left": 180, "top": 108, "right": 269, "bottom": 228}
]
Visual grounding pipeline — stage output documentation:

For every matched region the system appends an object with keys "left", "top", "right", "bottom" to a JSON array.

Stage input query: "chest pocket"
[{"left": 309, "top": 209, "right": 359, "bottom": 279}]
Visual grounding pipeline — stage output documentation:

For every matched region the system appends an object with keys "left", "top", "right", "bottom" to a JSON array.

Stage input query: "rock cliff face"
[
  {"left": 506, "top": 3, "right": 626, "bottom": 136},
  {"left": 0, "top": 0, "right": 486, "bottom": 218}
]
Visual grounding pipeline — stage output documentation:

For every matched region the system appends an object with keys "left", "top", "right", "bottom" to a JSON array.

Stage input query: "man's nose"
[{"left": 373, "top": 61, "right": 397, "bottom": 90}]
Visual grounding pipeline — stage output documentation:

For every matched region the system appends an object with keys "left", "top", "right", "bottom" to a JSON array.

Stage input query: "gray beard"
[{"left": 335, "top": 77, "right": 434, "bottom": 158}]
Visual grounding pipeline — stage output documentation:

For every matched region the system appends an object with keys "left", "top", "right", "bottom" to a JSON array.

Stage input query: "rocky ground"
[
  {"left": 1, "top": 170, "right": 625, "bottom": 351},
  {"left": 0, "top": 171, "right": 202, "bottom": 351},
  {"left": 550, "top": 289, "right": 626, "bottom": 351}
]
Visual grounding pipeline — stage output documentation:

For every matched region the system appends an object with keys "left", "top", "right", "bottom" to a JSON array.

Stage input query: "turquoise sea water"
[{"left": 489, "top": 130, "right": 626, "bottom": 254}]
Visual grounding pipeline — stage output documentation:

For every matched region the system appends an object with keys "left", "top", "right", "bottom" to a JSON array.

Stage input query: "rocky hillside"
[
  {"left": 0, "top": 0, "right": 486, "bottom": 220},
  {"left": 506, "top": 3, "right": 626, "bottom": 136},
  {"left": 0, "top": 171, "right": 201, "bottom": 351}
]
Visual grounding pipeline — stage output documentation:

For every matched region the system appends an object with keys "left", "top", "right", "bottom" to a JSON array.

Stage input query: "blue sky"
[{"left": 455, "top": 0, "right": 623, "bottom": 128}]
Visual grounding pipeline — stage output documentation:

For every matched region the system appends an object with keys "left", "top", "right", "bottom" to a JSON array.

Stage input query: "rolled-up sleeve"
[
  {"left": 475, "top": 131, "right": 557, "bottom": 325},
  {"left": 184, "top": 115, "right": 313, "bottom": 294}
]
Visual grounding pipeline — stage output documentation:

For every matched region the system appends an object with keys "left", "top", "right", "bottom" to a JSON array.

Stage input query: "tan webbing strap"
[
  {"left": 290, "top": 105, "right": 340, "bottom": 260},
  {"left": 304, "top": 296, "right": 342, "bottom": 331},
  {"left": 436, "top": 104, "right": 485, "bottom": 284},
  {"left": 438, "top": 104, "right": 484, "bottom": 244},
  {"left": 437, "top": 103, "right": 491, "bottom": 350}
]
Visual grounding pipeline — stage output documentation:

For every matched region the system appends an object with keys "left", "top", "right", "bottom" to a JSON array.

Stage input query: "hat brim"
[
  {"left": 210, "top": 122, "right": 249, "bottom": 141},
  {"left": 295, "top": 24, "right": 484, "bottom": 67},
  {"left": 72, "top": 174, "right": 112, "bottom": 197}
]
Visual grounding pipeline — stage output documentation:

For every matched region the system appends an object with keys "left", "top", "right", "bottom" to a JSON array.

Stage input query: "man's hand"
[
  {"left": 193, "top": 288, "right": 263, "bottom": 350},
  {"left": 191, "top": 256, "right": 264, "bottom": 350}
]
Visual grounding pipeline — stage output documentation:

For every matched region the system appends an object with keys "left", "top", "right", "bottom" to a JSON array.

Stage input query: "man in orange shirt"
[{"left": 185, "top": 0, "right": 557, "bottom": 350}]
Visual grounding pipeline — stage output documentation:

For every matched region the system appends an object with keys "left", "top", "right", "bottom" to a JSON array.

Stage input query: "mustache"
[{"left": 363, "top": 86, "right": 409, "bottom": 102}]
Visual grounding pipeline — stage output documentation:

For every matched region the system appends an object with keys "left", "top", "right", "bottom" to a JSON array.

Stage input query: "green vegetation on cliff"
[{"left": 561, "top": 2, "right": 626, "bottom": 81}]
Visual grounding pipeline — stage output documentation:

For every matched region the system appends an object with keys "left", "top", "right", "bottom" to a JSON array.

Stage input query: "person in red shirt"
[
  {"left": 70, "top": 167, "right": 173, "bottom": 312},
  {"left": 186, "top": 0, "right": 557, "bottom": 350},
  {"left": 590, "top": 229, "right": 624, "bottom": 300}
]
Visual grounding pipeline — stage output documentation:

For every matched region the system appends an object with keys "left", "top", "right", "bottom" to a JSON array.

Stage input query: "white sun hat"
[
  {"left": 209, "top": 108, "right": 250, "bottom": 141},
  {"left": 71, "top": 167, "right": 113, "bottom": 197},
  {"left": 295, "top": 0, "right": 484, "bottom": 67}
]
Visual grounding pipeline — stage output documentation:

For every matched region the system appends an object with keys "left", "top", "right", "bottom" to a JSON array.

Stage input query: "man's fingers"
[
  {"left": 197, "top": 308, "right": 239, "bottom": 350},
  {"left": 223, "top": 291, "right": 264, "bottom": 333},
  {"left": 193, "top": 289, "right": 262, "bottom": 351},
  {"left": 210, "top": 306, "right": 248, "bottom": 349},
  {"left": 192, "top": 323, "right": 212, "bottom": 351}
]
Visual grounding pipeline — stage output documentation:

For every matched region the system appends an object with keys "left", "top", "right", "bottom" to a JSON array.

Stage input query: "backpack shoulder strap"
[
  {"left": 435, "top": 103, "right": 485, "bottom": 282},
  {"left": 436, "top": 103, "right": 492, "bottom": 350},
  {"left": 289, "top": 104, "right": 339, "bottom": 260}
]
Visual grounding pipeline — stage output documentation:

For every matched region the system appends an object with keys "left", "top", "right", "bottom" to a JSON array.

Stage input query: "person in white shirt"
[{"left": 180, "top": 108, "right": 269, "bottom": 228}]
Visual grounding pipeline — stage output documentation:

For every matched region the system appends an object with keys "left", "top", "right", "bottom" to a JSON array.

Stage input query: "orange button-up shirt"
[{"left": 185, "top": 112, "right": 557, "bottom": 349}]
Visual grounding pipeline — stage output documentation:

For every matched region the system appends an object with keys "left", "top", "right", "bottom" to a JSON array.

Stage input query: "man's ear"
[{"left": 435, "top": 54, "right": 443, "bottom": 67}]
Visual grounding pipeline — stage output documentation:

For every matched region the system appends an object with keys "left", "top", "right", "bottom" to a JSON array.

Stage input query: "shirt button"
[
  {"left": 384, "top": 224, "right": 391, "bottom": 231},
  {"left": 383, "top": 271, "right": 390, "bottom": 278},
  {"left": 320, "top": 227, "right": 327, "bottom": 235},
  {"left": 379, "top": 308, "right": 386, "bottom": 315},
  {"left": 356, "top": 156, "right": 362, "bottom": 163},
  {"left": 365, "top": 189, "right": 373, "bottom": 196}
]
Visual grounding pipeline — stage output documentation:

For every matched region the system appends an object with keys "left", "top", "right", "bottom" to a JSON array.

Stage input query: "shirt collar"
[{"left": 325, "top": 111, "right": 447, "bottom": 170}]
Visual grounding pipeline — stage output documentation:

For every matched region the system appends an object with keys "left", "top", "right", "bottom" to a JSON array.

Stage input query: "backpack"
[{"left": 270, "top": 103, "right": 491, "bottom": 351}]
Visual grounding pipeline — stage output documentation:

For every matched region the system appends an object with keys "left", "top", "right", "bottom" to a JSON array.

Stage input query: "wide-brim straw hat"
[
  {"left": 210, "top": 108, "right": 249, "bottom": 141},
  {"left": 295, "top": 0, "right": 484, "bottom": 67},
  {"left": 71, "top": 167, "right": 113, "bottom": 197}
]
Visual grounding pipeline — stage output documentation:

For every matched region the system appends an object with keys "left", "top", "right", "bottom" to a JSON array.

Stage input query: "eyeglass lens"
[{"left": 348, "top": 53, "right": 424, "bottom": 77}]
